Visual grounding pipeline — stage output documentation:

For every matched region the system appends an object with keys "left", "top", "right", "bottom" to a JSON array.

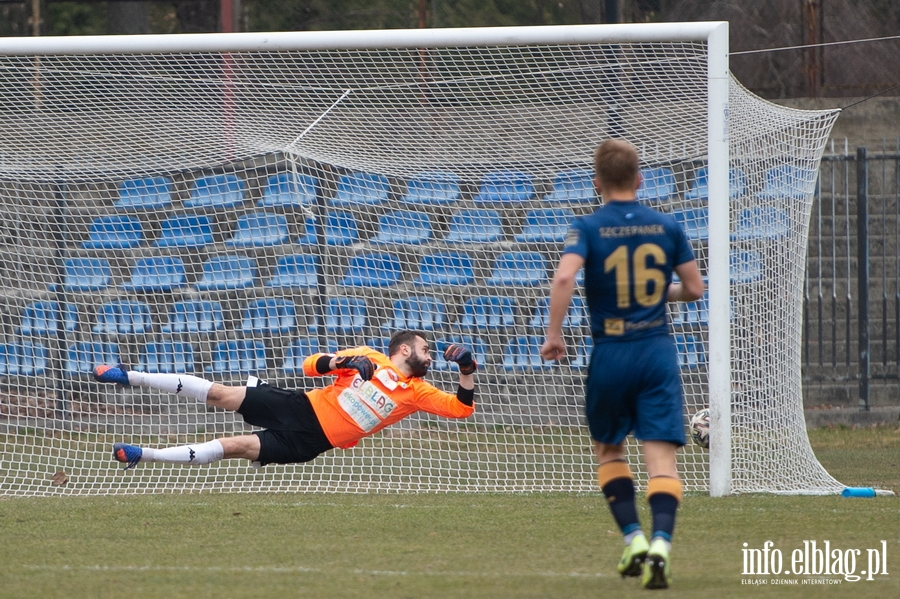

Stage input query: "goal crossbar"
[{"left": 0, "top": 23, "right": 728, "bottom": 55}]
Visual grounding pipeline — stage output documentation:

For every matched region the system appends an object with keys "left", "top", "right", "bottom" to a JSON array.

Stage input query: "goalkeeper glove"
[
  {"left": 334, "top": 355, "right": 375, "bottom": 381},
  {"left": 443, "top": 344, "right": 477, "bottom": 375}
]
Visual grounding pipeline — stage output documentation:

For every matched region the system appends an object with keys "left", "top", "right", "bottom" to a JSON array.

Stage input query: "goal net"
[{"left": 0, "top": 24, "right": 841, "bottom": 496}]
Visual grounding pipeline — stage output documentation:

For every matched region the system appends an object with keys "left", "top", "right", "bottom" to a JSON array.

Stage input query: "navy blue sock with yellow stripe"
[
  {"left": 647, "top": 476, "right": 683, "bottom": 543},
  {"left": 598, "top": 460, "right": 641, "bottom": 538}
]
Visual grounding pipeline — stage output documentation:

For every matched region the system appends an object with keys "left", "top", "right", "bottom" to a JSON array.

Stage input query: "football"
[{"left": 690, "top": 408, "right": 710, "bottom": 449}]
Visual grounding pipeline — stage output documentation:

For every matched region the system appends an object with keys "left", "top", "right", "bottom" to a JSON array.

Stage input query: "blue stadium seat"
[
  {"left": 93, "top": 299, "right": 153, "bottom": 335},
  {"left": 672, "top": 206, "right": 709, "bottom": 241},
  {"left": 371, "top": 210, "right": 432, "bottom": 245},
  {"left": 121, "top": 256, "right": 186, "bottom": 293},
  {"left": 207, "top": 339, "right": 267, "bottom": 375},
  {"left": 544, "top": 169, "right": 596, "bottom": 204},
  {"left": 296, "top": 211, "right": 360, "bottom": 247},
  {"left": 0, "top": 341, "right": 48, "bottom": 376},
  {"left": 569, "top": 336, "right": 594, "bottom": 369},
  {"left": 400, "top": 172, "right": 461, "bottom": 205},
  {"left": 503, "top": 335, "right": 554, "bottom": 370},
  {"left": 670, "top": 296, "right": 709, "bottom": 326},
  {"left": 20, "top": 301, "right": 78, "bottom": 336},
  {"left": 115, "top": 176, "right": 173, "bottom": 211},
  {"left": 514, "top": 208, "right": 574, "bottom": 243},
  {"left": 732, "top": 206, "right": 790, "bottom": 241},
  {"left": 364, "top": 337, "right": 389, "bottom": 356},
  {"left": 226, "top": 212, "right": 290, "bottom": 248},
  {"left": 433, "top": 335, "right": 487, "bottom": 371},
  {"left": 528, "top": 296, "right": 587, "bottom": 329},
  {"left": 413, "top": 251, "right": 474, "bottom": 287},
  {"left": 258, "top": 172, "right": 317, "bottom": 208},
  {"left": 674, "top": 334, "right": 705, "bottom": 369},
  {"left": 685, "top": 166, "right": 747, "bottom": 201},
  {"left": 324, "top": 297, "right": 367, "bottom": 334},
  {"left": 64, "top": 258, "right": 111, "bottom": 293},
  {"left": 731, "top": 168, "right": 748, "bottom": 199},
  {"left": 185, "top": 173, "right": 246, "bottom": 209},
  {"left": 65, "top": 341, "right": 120, "bottom": 376},
  {"left": 330, "top": 172, "right": 390, "bottom": 206},
  {"left": 282, "top": 337, "right": 322, "bottom": 375},
  {"left": 684, "top": 168, "right": 707, "bottom": 202},
  {"left": 473, "top": 170, "right": 535, "bottom": 204},
  {"left": 153, "top": 214, "right": 213, "bottom": 249},
  {"left": 730, "top": 250, "right": 764, "bottom": 284},
  {"left": 82, "top": 215, "right": 144, "bottom": 250},
  {"left": 241, "top": 298, "right": 298, "bottom": 335},
  {"left": 756, "top": 165, "right": 813, "bottom": 201},
  {"left": 486, "top": 251, "right": 546, "bottom": 286},
  {"left": 636, "top": 167, "right": 677, "bottom": 203},
  {"left": 338, "top": 252, "right": 402, "bottom": 288},
  {"left": 460, "top": 295, "right": 516, "bottom": 331},
  {"left": 443, "top": 209, "right": 503, "bottom": 244},
  {"left": 162, "top": 300, "right": 225, "bottom": 334},
  {"left": 382, "top": 296, "right": 446, "bottom": 332},
  {"left": 266, "top": 254, "right": 319, "bottom": 289},
  {"left": 139, "top": 338, "right": 196, "bottom": 374},
  {"left": 194, "top": 254, "right": 257, "bottom": 291}
]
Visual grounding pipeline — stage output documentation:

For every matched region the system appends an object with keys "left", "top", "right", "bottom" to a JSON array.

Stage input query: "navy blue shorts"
[
  {"left": 238, "top": 386, "right": 334, "bottom": 465},
  {"left": 585, "top": 334, "right": 686, "bottom": 446}
]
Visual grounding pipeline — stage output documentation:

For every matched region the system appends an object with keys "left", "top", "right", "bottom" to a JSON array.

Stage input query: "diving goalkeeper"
[{"left": 92, "top": 330, "right": 477, "bottom": 469}]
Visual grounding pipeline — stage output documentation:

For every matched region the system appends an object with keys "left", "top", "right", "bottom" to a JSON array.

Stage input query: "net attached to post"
[{"left": 0, "top": 26, "right": 840, "bottom": 496}]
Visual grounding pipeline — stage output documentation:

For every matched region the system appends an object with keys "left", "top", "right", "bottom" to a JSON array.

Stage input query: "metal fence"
[{"left": 804, "top": 141, "right": 900, "bottom": 409}]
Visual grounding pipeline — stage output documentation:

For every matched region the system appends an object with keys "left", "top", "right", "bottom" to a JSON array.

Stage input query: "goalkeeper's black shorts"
[{"left": 238, "top": 385, "right": 334, "bottom": 465}]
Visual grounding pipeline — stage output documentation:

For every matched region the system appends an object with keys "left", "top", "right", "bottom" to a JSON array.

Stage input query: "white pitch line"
[{"left": 23, "top": 564, "right": 608, "bottom": 579}]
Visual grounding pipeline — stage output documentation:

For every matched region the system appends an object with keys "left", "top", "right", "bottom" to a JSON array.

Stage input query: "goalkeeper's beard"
[{"left": 406, "top": 354, "right": 430, "bottom": 378}]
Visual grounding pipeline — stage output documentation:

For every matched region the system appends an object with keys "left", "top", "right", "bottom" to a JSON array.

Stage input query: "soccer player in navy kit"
[{"left": 541, "top": 139, "right": 705, "bottom": 589}]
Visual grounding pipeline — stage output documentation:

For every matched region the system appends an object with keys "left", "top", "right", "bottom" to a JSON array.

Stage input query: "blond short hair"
[{"left": 593, "top": 139, "right": 640, "bottom": 191}]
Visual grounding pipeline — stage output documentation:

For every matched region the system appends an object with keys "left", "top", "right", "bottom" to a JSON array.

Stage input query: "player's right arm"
[
  {"left": 541, "top": 252, "right": 585, "bottom": 361},
  {"left": 302, "top": 348, "right": 375, "bottom": 380}
]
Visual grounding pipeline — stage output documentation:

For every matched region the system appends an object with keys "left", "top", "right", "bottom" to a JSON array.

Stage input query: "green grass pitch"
[{"left": 1, "top": 424, "right": 899, "bottom": 599}]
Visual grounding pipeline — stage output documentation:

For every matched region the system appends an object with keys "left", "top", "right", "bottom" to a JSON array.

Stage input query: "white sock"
[
  {"left": 128, "top": 371, "right": 213, "bottom": 402},
  {"left": 141, "top": 440, "right": 224, "bottom": 465},
  {"left": 624, "top": 530, "right": 645, "bottom": 545}
]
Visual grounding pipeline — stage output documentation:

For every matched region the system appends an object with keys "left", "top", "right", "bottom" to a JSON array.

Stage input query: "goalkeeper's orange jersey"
[{"left": 302, "top": 346, "right": 474, "bottom": 449}]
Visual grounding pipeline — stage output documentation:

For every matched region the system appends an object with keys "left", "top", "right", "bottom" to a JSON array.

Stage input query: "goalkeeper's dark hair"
[{"left": 388, "top": 330, "right": 427, "bottom": 357}]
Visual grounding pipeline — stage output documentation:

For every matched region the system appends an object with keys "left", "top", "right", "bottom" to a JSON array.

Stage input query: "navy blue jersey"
[{"left": 563, "top": 200, "right": 695, "bottom": 342}]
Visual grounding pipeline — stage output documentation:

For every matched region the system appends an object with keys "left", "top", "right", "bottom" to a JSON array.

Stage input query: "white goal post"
[{"left": 0, "top": 23, "right": 841, "bottom": 496}]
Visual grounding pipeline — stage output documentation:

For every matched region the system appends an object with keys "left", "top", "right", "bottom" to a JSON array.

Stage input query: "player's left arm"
[
  {"left": 442, "top": 343, "right": 476, "bottom": 406},
  {"left": 415, "top": 382, "right": 475, "bottom": 418},
  {"left": 669, "top": 259, "right": 705, "bottom": 302},
  {"left": 666, "top": 220, "right": 705, "bottom": 303}
]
